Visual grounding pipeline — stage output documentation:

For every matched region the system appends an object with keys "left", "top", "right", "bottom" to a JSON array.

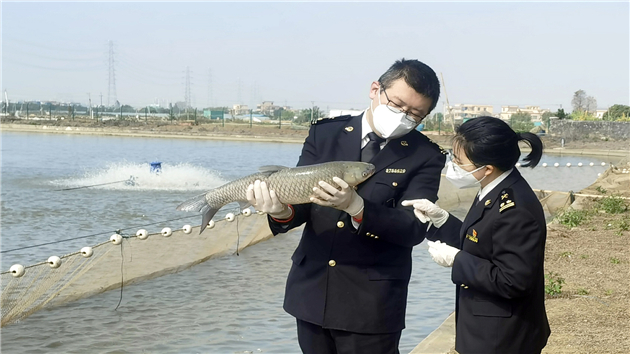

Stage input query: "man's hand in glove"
[
  {"left": 311, "top": 177, "right": 364, "bottom": 217},
  {"left": 246, "top": 180, "right": 292, "bottom": 220}
]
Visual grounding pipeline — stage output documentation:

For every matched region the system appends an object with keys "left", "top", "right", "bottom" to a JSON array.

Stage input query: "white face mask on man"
[
  {"left": 445, "top": 161, "right": 487, "bottom": 189},
  {"left": 370, "top": 89, "right": 418, "bottom": 139}
]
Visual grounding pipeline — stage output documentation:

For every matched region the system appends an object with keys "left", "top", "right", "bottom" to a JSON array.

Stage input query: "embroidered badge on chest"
[{"left": 466, "top": 229, "right": 479, "bottom": 243}]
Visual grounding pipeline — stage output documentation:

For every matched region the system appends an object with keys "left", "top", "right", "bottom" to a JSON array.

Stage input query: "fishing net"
[
  {"left": 4, "top": 165, "right": 628, "bottom": 328},
  {"left": 1, "top": 211, "right": 274, "bottom": 327}
]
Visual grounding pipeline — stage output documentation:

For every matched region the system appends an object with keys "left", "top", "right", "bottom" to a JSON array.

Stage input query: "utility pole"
[
  {"left": 310, "top": 101, "right": 315, "bottom": 125},
  {"left": 207, "top": 68, "right": 213, "bottom": 107},
  {"left": 107, "top": 40, "right": 117, "bottom": 106},
  {"left": 440, "top": 72, "right": 455, "bottom": 133},
  {"left": 88, "top": 93, "right": 93, "bottom": 120}
]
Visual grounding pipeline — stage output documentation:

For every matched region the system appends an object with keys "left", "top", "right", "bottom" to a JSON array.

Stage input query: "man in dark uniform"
[{"left": 246, "top": 59, "right": 449, "bottom": 354}]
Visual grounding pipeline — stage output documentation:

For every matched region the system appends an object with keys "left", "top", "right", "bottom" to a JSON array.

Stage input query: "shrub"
[
  {"left": 545, "top": 272, "right": 565, "bottom": 296},
  {"left": 596, "top": 195, "right": 628, "bottom": 214},
  {"left": 557, "top": 209, "right": 589, "bottom": 228}
]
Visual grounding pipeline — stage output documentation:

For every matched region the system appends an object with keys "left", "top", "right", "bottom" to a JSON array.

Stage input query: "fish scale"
[{"left": 177, "top": 162, "right": 375, "bottom": 233}]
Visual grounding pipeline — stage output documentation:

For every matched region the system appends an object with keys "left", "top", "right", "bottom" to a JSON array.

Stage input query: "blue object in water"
[{"left": 150, "top": 161, "right": 162, "bottom": 174}]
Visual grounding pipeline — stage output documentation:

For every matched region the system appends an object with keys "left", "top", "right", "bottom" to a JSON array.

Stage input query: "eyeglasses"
[
  {"left": 380, "top": 86, "right": 427, "bottom": 124},
  {"left": 447, "top": 151, "right": 480, "bottom": 169}
]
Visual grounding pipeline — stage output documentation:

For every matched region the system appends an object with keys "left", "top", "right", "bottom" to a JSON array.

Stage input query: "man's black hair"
[{"left": 378, "top": 58, "right": 441, "bottom": 113}]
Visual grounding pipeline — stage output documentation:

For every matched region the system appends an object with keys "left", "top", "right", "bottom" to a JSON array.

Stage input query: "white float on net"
[
  {"left": 136, "top": 229, "right": 148, "bottom": 240},
  {"left": 110, "top": 234, "right": 123, "bottom": 245},
  {"left": 182, "top": 225, "right": 192, "bottom": 234},
  {"left": 81, "top": 246, "right": 94, "bottom": 257},
  {"left": 47, "top": 256, "right": 62, "bottom": 268},
  {"left": 161, "top": 227, "right": 172, "bottom": 237},
  {"left": 10, "top": 264, "right": 25, "bottom": 277}
]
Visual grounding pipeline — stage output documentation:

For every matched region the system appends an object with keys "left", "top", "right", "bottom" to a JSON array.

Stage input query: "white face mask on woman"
[
  {"left": 370, "top": 89, "right": 418, "bottom": 139},
  {"left": 445, "top": 161, "right": 487, "bottom": 189}
]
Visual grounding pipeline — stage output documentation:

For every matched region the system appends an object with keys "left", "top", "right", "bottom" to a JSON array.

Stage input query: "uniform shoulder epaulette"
[
  {"left": 311, "top": 114, "right": 352, "bottom": 125},
  {"left": 425, "top": 136, "right": 448, "bottom": 155},
  {"left": 498, "top": 188, "right": 515, "bottom": 213}
]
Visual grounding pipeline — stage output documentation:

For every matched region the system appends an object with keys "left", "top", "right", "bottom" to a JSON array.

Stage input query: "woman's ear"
[{"left": 484, "top": 165, "right": 495, "bottom": 177}]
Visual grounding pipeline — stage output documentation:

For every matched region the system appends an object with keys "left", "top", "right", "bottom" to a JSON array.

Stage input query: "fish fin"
[
  {"left": 237, "top": 201, "right": 251, "bottom": 210},
  {"left": 199, "top": 205, "right": 219, "bottom": 234},
  {"left": 258, "top": 165, "right": 289, "bottom": 177},
  {"left": 176, "top": 192, "right": 208, "bottom": 212},
  {"left": 176, "top": 193, "right": 219, "bottom": 234}
]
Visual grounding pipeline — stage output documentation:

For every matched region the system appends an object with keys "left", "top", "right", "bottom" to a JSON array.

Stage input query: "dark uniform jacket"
[
  {"left": 268, "top": 113, "right": 447, "bottom": 334},
  {"left": 429, "top": 169, "right": 551, "bottom": 354}
]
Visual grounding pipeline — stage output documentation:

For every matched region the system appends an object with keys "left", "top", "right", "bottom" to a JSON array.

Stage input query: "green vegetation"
[
  {"left": 577, "top": 288, "right": 589, "bottom": 295},
  {"left": 596, "top": 195, "right": 628, "bottom": 214},
  {"left": 560, "top": 251, "right": 573, "bottom": 258},
  {"left": 602, "top": 104, "right": 630, "bottom": 121},
  {"left": 610, "top": 257, "right": 621, "bottom": 264},
  {"left": 557, "top": 208, "right": 589, "bottom": 228},
  {"left": 580, "top": 254, "right": 589, "bottom": 259},
  {"left": 545, "top": 272, "right": 565, "bottom": 296},
  {"left": 595, "top": 186, "right": 607, "bottom": 194},
  {"left": 509, "top": 111, "right": 534, "bottom": 132}
]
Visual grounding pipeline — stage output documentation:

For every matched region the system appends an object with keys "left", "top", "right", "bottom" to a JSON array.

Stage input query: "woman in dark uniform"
[{"left": 402, "top": 116, "right": 550, "bottom": 354}]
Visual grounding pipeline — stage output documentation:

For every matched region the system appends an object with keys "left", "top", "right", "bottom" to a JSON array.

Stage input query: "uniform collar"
[
  {"left": 361, "top": 109, "right": 387, "bottom": 148},
  {"left": 478, "top": 168, "right": 513, "bottom": 201}
]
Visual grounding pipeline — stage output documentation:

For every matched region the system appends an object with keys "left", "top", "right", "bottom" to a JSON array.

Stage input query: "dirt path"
[{"left": 541, "top": 164, "right": 630, "bottom": 354}]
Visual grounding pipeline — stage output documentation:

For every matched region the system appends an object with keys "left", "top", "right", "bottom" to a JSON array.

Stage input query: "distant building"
[
  {"left": 232, "top": 104, "right": 250, "bottom": 116},
  {"left": 257, "top": 101, "right": 282, "bottom": 116},
  {"left": 443, "top": 103, "right": 494, "bottom": 123},
  {"left": 595, "top": 109, "right": 608, "bottom": 119},
  {"left": 500, "top": 105, "right": 550, "bottom": 123}
]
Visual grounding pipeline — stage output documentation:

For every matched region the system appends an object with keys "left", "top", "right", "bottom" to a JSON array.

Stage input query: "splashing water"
[{"left": 51, "top": 161, "right": 227, "bottom": 191}]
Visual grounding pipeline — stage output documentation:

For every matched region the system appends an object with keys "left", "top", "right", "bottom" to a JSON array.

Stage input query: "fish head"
[{"left": 340, "top": 162, "right": 376, "bottom": 186}]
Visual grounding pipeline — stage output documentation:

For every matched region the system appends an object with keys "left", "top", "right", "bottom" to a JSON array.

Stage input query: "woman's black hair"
[{"left": 452, "top": 116, "right": 544, "bottom": 171}]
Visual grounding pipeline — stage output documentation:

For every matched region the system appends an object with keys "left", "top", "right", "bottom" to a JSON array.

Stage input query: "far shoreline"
[{"left": 2, "top": 122, "right": 628, "bottom": 158}]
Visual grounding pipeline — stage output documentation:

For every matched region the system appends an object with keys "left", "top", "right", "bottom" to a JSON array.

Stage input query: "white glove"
[
  {"left": 310, "top": 177, "right": 364, "bottom": 216},
  {"left": 246, "top": 180, "right": 292, "bottom": 219},
  {"left": 427, "top": 240, "right": 460, "bottom": 267},
  {"left": 401, "top": 199, "right": 449, "bottom": 228}
]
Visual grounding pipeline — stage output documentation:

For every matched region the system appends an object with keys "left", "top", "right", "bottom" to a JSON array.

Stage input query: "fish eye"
[{"left": 362, "top": 172, "right": 367, "bottom": 177}]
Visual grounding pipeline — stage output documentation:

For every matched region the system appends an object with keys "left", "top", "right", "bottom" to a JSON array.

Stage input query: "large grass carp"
[{"left": 177, "top": 161, "right": 375, "bottom": 233}]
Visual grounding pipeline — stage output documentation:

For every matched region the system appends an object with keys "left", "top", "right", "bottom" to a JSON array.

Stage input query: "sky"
[{"left": 1, "top": 1, "right": 629, "bottom": 114}]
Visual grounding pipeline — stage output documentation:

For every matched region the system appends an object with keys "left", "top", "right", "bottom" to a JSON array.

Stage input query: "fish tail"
[{"left": 176, "top": 193, "right": 219, "bottom": 234}]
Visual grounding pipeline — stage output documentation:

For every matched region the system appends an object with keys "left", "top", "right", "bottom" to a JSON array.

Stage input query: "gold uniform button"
[
  {"left": 329, "top": 260, "right": 336, "bottom": 267},
  {"left": 337, "top": 221, "right": 344, "bottom": 228},
  {"left": 374, "top": 236, "right": 379, "bottom": 239},
  {"left": 392, "top": 182, "right": 398, "bottom": 187},
  {"left": 366, "top": 232, "right": 371, "bottom": 236}
]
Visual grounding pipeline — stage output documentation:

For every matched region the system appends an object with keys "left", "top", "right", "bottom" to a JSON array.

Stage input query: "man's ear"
[{"left": 369, "top": 81, "right": 380, "bottom": 100}]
